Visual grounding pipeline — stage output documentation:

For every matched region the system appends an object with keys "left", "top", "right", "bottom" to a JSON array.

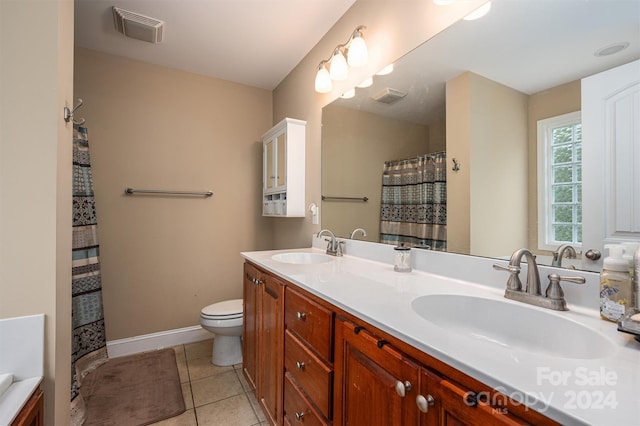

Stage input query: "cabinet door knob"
[
  {"left": 294, "top": 411, "right": 305, "bottom": 421},
  {"left": 416, "top": 394, "right": 435, "bottom": 413},
  {"left": 296, "top": 311, "right": 306, "bottom": 320},
  {"left": 395, "top": 380, "right": 412, "bottom": 397},
  {"left": 585, "top": 249, "right": 601, "bottom": 260},
  {"left": 295, "top": 361, "right": 305, "bottom": 370}
]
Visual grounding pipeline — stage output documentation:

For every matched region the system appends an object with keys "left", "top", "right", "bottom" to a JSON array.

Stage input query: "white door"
[{"left": 582, "top": 59, "right": 640, "bottom": 271}]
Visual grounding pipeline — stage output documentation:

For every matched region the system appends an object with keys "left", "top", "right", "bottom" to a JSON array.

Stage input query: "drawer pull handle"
[
  {"left": 295, "top": 361, "right": 306, "bottom": 370},
  {"left": 296, "top": 312, "right": 306, "bottom": 320},
  {"left": 377, "top": 339, "right": 390, "bottom": 349},
  {"left": 295, "top": 411, "right": 305, "bottom": 421},
  {"left": 353, "top": 326, "right": 364, "bottom": 334},
  {"left": 395, "top": 380, "right": 412, "bottom": 397},
  {"left": 416, "top": 394, "right": 435, "bottom": 413}
]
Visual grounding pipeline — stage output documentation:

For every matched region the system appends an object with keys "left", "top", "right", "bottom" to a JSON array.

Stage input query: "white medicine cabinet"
[{"left": 262, "top": 118, "right": 306, "bottom": 217}]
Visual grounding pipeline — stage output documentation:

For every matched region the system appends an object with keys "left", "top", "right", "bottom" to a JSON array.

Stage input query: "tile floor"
[{"left": 150, "top": 339, "right": 268, "bottom": 426}]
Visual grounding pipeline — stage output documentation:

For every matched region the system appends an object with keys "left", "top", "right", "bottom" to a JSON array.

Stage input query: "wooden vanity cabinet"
[
  {"left": 11, "top": 386, "right": 43, "bottom": 426},
  {"left": 283, "top": 285, "right": 334, "bottom": 425},
  {"left": 243, "top": 262, "right": 558, "bottom": 426},
  {"left": 334, "top": 316, "right": 421, "bottom": 426},
  {"left": 243, "top": 262, "right": 285, "bottom": 425},
  {"left": 243, "top": 262, "right": 261, "bottom": 390},
  {"left": 419, "top": 368, "right": 529, "bottom": 426}
]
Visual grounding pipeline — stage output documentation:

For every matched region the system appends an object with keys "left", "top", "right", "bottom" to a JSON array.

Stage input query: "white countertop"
[
  {"left": 242, "top": 240, "right": 640, "bottom": 426},
  {"left": 0, "top": 314, "right": 44, "bottom": 425}
]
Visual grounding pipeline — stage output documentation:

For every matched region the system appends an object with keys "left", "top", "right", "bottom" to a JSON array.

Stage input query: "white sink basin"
[
  {"left": 411, "top": 294, "right": 615, "bottom": 359},
  {"left": 271, "top": 252, "right": 333, "bottom": 264}
]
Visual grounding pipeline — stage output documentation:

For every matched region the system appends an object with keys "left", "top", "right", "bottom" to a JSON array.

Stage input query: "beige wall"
[
  {"left": 74, "top": 48, "right": 273, "bottom": 340},
  {"left": 446, "top": 72, "right": 529, "bottom": 258},
  {"left": 321, "top": 104, "right": 432, "bottom": 242},
  {"left": 271, "top": 0, "right": 487, "bottom": 249},
  {"left": 528, "top": 80, "right": 581, "bottom": 253},
  {"left": 445, "top": 73, "right": 472, "bottom": 254},
  {"left": 0, "top": 1, "right": 73, "bottom": 424}
]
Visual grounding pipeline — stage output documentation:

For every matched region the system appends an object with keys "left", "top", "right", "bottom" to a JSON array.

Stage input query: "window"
[{"left": 537, "top": 111, "right": 582, "bottom": 251}]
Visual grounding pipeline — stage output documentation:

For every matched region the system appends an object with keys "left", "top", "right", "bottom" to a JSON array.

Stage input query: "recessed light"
[{"left": 594, "top": 42, "right": 630, "bottom": 57}]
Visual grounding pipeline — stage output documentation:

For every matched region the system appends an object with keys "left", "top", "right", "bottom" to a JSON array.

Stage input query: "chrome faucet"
[
  {"left": 317, "top": 229, "right": 343, "bottom": 256},
  {"left": 551, "top": 244, "right": 577, "bottom": 268},
  {"left": 349, "top": 228, "right": 367, "bottom": 240},
  {"left": 494, "top": 248, "right": 585, "bottom": 311},
  {"left": 494, "top": 248, "right": 541, "bottom": 294}
]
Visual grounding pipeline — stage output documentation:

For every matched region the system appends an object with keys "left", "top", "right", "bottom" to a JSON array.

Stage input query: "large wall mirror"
[{"left": 321, "top": 0, "right": 640, "bottom": 271}]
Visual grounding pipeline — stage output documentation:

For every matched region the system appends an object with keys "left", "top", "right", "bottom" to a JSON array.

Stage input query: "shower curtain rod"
[
  {"left": 322, "top": 195, "right": 368, "bottom": 202},
  {"left": 125, "top": 187, "right": 213, "bottom": 197}
]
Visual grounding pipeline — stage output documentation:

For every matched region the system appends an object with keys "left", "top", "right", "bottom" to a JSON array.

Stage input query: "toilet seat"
[{"left": 201, "top": 298, "right": 243, "bottom": 320}]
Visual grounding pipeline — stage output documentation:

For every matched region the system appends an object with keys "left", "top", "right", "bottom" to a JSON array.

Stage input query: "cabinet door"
[
  {"left": 276, "top": 132, "right": 286, "bottom": 189},
  {"left": 260, "top": 274, "right": 285, "bottom": 425},
  {"left": 264, "top": 138, "right": 276, "bottom": 191},
  {"left": 582, "top": 59, "right": 640, "bottom": 270},
  {"left": 242, "top": 262, "right": 261, "bottom": 391},
  {"left": 334, "top": 317, "right": 420, "bottom": 426},
  {"left": 419, "top": 368, "right": 528, "bottom": 426}
]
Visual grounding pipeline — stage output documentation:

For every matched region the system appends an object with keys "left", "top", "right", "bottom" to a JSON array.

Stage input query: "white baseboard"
[{"left": 106, "top": 325, "right": 212, "bottom": 358}]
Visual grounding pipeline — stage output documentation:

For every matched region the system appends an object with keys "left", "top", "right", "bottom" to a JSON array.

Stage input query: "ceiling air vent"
[
  {"left": 113, "top": 7, "right": 165, "bottom": 44},
  {"left": 370, "top": 88, "right": 407, "bottom": 104}
]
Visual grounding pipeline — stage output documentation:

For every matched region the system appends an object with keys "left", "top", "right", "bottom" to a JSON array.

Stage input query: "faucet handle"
[
  {"left": 545, "top": 273, "right": 586, "bottom": 300},
  {"left": 493, "top": 263, "right": 519, "bottom": 273},
  {"left": 493, "top": 263, "right": 523, "bottom": 291}
]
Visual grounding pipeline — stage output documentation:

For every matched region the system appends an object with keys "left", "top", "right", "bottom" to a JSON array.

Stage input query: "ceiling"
[
  {"left": 74, "top": 0, "right": 357, "bottom": 90},
  {"left": 332, "top": 0, "right": 640, "bottom": 126}
]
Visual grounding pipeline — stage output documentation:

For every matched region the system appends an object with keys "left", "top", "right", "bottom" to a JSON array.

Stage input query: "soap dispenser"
[{"left": 600, "top": 244, "right": 633, "bottom": 322}]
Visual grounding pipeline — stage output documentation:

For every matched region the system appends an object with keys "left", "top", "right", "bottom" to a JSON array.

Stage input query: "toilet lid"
[{"left": 201, "top": 299, "right": 243, "bottom": 318}]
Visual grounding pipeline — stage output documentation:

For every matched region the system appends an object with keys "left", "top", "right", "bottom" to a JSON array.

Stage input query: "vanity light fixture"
[
  {"left": 314, "top": 25, "right": 368, "bottom": 93},
  {"left": 330, "top": 48, "right": 349, "bottom": 80},
  {"left": 315, "top": 62, "right": 332, "bottom": 93}
]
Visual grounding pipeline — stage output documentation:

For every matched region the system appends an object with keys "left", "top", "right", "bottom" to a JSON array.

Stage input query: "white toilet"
[{"left": 199, "top": 299, "right": 243, "bottom": 366}]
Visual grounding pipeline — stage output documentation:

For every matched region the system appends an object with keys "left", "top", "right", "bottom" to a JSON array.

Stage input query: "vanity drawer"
[
  {"left": 284, "top": 373, "right": 328, "bottom": 426},
  {"left": 284, "top": 330, "right": 333, "bottom": 419},
  {"left": 285, "top": 286, "right": 333, "bottom": 362}
]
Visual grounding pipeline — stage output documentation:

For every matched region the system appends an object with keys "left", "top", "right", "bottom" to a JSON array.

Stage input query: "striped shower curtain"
[
  {"left": 71, "top": 126, "right": 108, "bottom": 425},
  {"left": 379, "top": 152, "right": 447, "bottom": 250}
]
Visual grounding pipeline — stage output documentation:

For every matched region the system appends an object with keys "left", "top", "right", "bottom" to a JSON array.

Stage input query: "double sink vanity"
[{"left": 242, "top": 236, "right": 639, "bottom": 425}]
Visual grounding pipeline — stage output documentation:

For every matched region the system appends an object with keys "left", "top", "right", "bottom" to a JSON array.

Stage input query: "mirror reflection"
[{"left": 321, "top": 0, "right": 640, "bottom": 270}]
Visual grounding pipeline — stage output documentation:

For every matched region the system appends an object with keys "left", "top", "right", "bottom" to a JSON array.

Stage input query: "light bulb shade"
[
  {"left": 330, "top": 50, "right": 349, "bottom": 80},
  {"left": 347, "top": 33, "right": 368, "bottom": 67},
  {"left": 315, "top": 65, "right": 332, "bottom": 93}
]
